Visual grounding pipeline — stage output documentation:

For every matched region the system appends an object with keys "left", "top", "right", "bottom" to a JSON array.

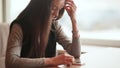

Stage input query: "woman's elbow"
[{"left": 5, "top": 54, "right": 19, "bottom": 68}]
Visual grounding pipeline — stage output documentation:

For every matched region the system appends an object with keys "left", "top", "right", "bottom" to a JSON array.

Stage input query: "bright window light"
[{"left": 6, "top": 0, "right": 120, "bottom": 47}]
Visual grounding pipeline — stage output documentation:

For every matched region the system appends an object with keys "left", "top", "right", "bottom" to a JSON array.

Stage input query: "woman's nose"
[{"left": 53, "top": 10, "right": 59, "bottom": 19}]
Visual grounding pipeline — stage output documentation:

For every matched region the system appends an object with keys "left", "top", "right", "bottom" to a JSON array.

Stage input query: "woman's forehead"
[{"left": 53, "top": 0, "right": 65, "bottom": 7}]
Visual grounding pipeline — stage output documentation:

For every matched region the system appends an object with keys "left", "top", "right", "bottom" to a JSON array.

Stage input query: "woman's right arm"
[
  {"left": 5, "top": 24, "right": 74, "bottom": 68},
  {"left": 5, "top": 24, "right": 45, "bottom": 68}
]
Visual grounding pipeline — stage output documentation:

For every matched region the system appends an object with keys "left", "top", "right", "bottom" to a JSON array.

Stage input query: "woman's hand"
[
  {"left": 64, "top": 0, "right": 80, "bottom": 38},
  {"left": 64, "top": 0, "right": 77, "bottom": 19},
  {"left": 45, "top": 53, "right": 75, "bottom": 66}
]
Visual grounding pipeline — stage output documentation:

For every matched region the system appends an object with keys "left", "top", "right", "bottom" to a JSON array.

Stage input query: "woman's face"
[{"left": 51, "top": 0, "right": 65, "bottom": 20}]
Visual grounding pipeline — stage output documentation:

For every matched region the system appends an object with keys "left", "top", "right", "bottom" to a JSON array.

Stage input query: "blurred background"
[{"left": 0, "top": 0, "right": 120, "bottom": 47}]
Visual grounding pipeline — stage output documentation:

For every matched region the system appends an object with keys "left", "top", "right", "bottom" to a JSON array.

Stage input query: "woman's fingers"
[
  {"left": 64, "top": 53, "right": 75, "bottom": 65},
  {"left": 51, "top": 53, "right": 75, "bottom": 66},
  {"left": 64, "top": 0, "right": 76, "bottom": 18},
  {"left": 65, "top": 57, "right": 74, "bottom": 63},
  {"left": 65, "top": 0, "right": 76, "bottom": 9}
]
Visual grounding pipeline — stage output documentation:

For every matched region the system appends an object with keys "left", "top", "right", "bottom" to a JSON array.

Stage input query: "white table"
[{"left": 55, "top": 45, "right": 120, "bottom": 68}]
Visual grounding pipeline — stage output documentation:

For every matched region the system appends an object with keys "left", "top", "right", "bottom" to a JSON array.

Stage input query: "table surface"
[{"left": 49, "top": 45, "right": 120, "bottom": 68}]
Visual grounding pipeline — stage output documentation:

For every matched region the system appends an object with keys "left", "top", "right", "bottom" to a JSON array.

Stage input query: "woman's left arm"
[
  {"left": 55, "top": 0, "right": 80, "bottom": 62},
  {"left": 55, "top": 21, "right": 81, "bottom": 59},
  {"left": 64, "top": 0, "right": 81, "bottom": 58}
]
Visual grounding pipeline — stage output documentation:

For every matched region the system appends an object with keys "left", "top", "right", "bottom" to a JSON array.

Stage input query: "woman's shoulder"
[
  {"left": 10, "top": 23, "right": 23, "bottom": 35},
  {"left": 11, "top": 23, "right": 22, "bottom": 30},
  {"left": 10, "top": 20, "right": 22, "bottom": 30}
]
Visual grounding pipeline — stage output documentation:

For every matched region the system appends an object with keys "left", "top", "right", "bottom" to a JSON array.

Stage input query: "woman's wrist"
[
  {"left": 72, "top": 30, "right": 80, "bottom": 38},
  {"left": 44, "top": 58, "right": 55, "bottom": 66},
  {"left": 70, "top": 15, "right": 80, "bottom": 38},
  {"left": 71, "top": 16, "right": 76, "bottom": 23}
]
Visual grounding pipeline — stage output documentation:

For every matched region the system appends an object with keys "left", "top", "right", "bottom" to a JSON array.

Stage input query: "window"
[
  {"left": 5, "top": 0, "right": 120, "bottom": 47},
  {"left": 5, "top": 0, "right": 30, "bottom": 23},
  {"left": 60, "top": 0, "right": 120, "bottom": 47}
]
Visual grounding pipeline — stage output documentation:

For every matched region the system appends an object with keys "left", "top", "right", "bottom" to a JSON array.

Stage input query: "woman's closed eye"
[{"left": 52, "top": 6, "right": 58, "bottom": 11}]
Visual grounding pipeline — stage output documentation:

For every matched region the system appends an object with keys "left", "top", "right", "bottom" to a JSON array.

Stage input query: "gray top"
[{"left": 5, "top": 22, "right": 80, "bottom": 68}]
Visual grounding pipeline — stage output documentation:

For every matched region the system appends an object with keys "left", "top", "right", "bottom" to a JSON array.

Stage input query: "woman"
[{"left": 5, "top": 0, "right": 81, "bottom": 67}]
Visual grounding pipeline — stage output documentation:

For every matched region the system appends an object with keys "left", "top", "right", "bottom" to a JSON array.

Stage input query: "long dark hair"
[{"left": 15, "top": 0, "right": 65, "bottom": 57}]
